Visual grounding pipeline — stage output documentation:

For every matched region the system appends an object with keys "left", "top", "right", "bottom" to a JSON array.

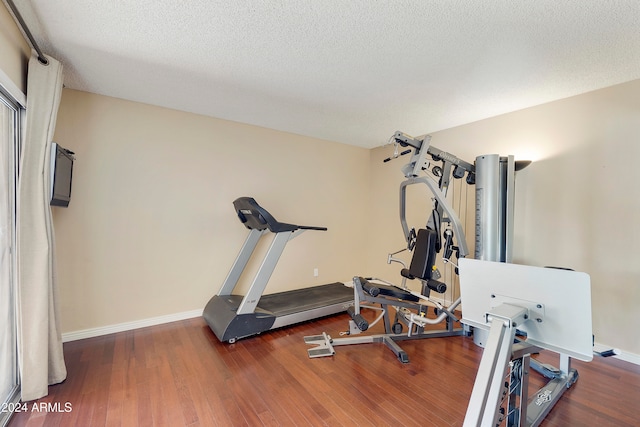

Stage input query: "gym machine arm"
[
  {"left": 387, "top": 131, "right": 474, "bottom": 258},
  {"left": 388, "top": 131, "right": 475, "bottom": 182}
]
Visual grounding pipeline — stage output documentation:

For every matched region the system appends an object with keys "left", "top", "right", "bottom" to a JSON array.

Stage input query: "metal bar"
[
  {"left": 463, "top": 303, "right": 528, "bottom": 427},
  {"left": 217, "top": 228, "right": 264, "bottom": 296},
  {"left": 401, "top": 176, "right": 470, "bottom": 257},
  {"left": 6, "top": 0, "right": 49, "bottom": 65},
  {"left": 503, "top": 155, "right": 515, "bottom": 262},
  {"left": 475, "top": 154, "right": 501, "bottom": 261},
  {"left": 237, "top": 231, "right": 292, "bottom": 315},
  {"left": 427, "top": 145, "right": 476, "bottom": 173},
  {"left": 463, "top": 318, "right": 511, "bottom": 426},
  {"left": 526, "top": 374, "right": 573, "bottom": 427},
  {"left": 422, "top": 175, "right": 469, "bottom": 256}
]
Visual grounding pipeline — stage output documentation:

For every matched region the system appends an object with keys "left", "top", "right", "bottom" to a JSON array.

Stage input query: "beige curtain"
[{"left": 17, "top": 52, "right": 66, "bottom": 401}]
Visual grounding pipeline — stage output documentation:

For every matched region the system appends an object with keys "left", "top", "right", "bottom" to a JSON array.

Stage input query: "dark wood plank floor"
[{"left": 7, "top": 312, "right": 640, "bottom": 426}]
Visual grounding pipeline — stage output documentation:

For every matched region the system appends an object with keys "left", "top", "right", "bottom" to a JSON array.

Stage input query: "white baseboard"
[
  {"left": 61, "top": 309, "right": 203, "bottom": 342},
  {"left": 615, "top": 351, "right": 640, "bottom": 366},
  {"left": 593, "top": 342, "right": 640, "bottom": 366}
]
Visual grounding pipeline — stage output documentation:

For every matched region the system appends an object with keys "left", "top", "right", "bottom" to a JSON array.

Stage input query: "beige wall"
[
  {"left": 369, "top": 79, "right": 640, "bottom": 355},
  {"left": 52, "top": 90, "right": 370, "bottom": 332},
  {"left": 0, "top": 4, "right": 30, "bottom": 92}
]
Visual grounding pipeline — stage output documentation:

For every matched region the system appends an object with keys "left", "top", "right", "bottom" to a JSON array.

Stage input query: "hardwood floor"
[{"left": 7, "top": 312, "right": 640, "bottom": 426}]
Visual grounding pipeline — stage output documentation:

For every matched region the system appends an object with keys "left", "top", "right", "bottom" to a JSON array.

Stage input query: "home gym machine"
[
  {"left": 459, "top": 259, "right": 593, "bottom": 427},
  {"left": 466, "top": 155, "right": 591, "bottom": 427},
  {"left": 203, "top": 197, "right": 353, "bottom": 343},
  {"left": 305, "top": 131, "right": 475, "bottom": 363}
]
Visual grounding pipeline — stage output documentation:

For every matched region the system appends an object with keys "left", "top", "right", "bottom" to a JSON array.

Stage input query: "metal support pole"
[
  {"left": 236, "top": 231, "right": 294, "bottom": 315},
  {"left": 6, "top": 0, "right": 49, "bottom": 64},
  {"left": 217, "top": 228, "right": 265, "bottom": 296}
]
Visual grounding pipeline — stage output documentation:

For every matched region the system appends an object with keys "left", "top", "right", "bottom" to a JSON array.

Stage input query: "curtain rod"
[{"left": 5, "top": 0, "right": 49, "bottom": 65}]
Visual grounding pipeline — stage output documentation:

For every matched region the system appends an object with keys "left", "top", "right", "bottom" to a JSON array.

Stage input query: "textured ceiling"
[{"left": 14, "top": 0, "right": 640, "bottom": 148}]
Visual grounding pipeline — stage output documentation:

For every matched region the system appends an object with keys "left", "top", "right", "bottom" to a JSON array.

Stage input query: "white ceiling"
[{"left": 14, "top": 0, "right": 640, "bottom": 148}]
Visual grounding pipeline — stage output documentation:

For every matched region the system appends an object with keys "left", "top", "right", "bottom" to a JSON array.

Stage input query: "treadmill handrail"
[
  {"left": 233, "top": 197, "right": 327, "bottom": 233},
  {"left": 299, "top": 225, "right": 328, "bottom": 231}
]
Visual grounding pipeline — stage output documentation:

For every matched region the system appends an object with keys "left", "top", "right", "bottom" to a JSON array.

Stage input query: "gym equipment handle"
[
  {"left": 299, "top": 225, "right": 328, "bottom": 231},
  {"left": 383, "top": 149, "right": 411, "bottom": 162}
]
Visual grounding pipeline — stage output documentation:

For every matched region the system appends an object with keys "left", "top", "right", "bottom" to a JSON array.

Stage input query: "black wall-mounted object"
[{"left": 50, "top": 142, "right": 75, "bottom": 207}]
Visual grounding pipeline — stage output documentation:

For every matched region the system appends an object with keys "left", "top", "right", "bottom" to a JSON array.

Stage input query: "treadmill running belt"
[{"left": 257, "top": 282, "right": 352, "bottom": 317}]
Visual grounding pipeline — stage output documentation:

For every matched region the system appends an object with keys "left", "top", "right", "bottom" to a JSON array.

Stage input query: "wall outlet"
[{"left": 313, "top": 268, "right": 319, "bottom": 277}]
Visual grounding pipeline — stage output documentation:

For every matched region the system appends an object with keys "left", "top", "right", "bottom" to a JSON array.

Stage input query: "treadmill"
[{"left": 203, "top": 197, "right": 353, "bottom": 343}]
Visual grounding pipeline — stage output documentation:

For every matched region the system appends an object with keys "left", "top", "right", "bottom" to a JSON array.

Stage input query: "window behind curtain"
[{"left": 0, "top": 88, "right": 20, "bottom": 426}]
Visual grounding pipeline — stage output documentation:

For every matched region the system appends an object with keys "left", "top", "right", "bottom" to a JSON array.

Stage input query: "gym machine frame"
[
  {"left": 305, "top": 131, "right": 475, "bottom": 362},
  {"left": 459, "top": 259, "right": 593, "bottom": 427}
]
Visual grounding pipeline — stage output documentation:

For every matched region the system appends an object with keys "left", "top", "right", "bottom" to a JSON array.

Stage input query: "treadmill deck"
[
  {"left": 203, "top": 282, "right": 353, "bottom": 342},
  {"left": 257, "top": 282, "right": 353, "bottom": 317}
]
